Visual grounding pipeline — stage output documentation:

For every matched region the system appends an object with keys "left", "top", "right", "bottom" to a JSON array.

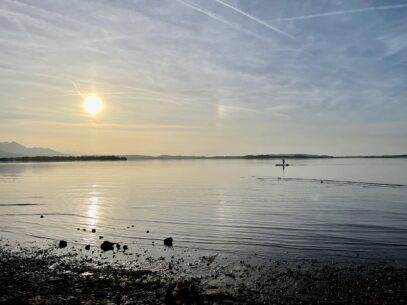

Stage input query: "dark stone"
[
  {"left": 91, "top": 228, "right": 96, "bottom": 233},
  {"left": 146, "top": 230, "right": 150, "bottom": 233},
  {"left": 99, "top": 236, "right": 103, "bottom": 239},
  {"left": 123, "top": 245, "right": 128, "bottom": 251},
  {"left": 85, "top": 245, "right": 90, "bottom": 250},
  {"left": 131, "top": 225, "right": 134, "bottom": 227},
  {"left": 0, "top": 297, "right": 30, "bottom": 305},
  {"left": 40, "top": 215, "right": 44, "bottom": 218},
  {"left": 116, "top": 244, "right": 121, "bottom": 250},
  {"left": 164, "top": 237, "right": 173, "bottom": 246},
  {"left": 59, "top": 240, "right": 67, "bottom": 248},
  {"left": 100, "top": 241, "right": 115, "bottom": 252},
  {"left": 82, "top": 229, "right": 86, "bottom": 231}
]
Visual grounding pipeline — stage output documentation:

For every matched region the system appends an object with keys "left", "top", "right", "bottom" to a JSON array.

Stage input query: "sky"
[{"left": 0, "top": 0, "right": 406, "bottom": 155}]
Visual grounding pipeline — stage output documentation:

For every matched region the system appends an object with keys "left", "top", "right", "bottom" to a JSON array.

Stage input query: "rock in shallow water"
[
  {"left": 100, "top": 241, "right": 115, "bottom": 252},
  {"left": 164, "top": 237, "right": 173, "bottom": 246},
  {"left": 59, "top": 240, "right": 67, "bottom": 248}
]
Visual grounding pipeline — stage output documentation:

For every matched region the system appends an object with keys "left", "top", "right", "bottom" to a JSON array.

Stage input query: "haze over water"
[{"left": 1, "top": 158, "right": 406, "bottom": 263}]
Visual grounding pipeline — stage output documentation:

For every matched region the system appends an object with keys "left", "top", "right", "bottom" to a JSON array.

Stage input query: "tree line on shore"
[{"left": 0, "top": 156, "right": 127, "bottom": 162}]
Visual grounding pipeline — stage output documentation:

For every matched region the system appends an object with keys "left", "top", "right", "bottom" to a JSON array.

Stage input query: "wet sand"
[{"left": 1, "top": 243, "right": 406, "bottom": 305}]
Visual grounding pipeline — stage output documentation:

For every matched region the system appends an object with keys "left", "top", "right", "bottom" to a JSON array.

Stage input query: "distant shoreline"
[
  {"left": 126, "top": 154, "right": 407, "bottom": 160},
  {"left": 1, "top": 154, "right": 406, "bottom": 163},
  {"left": 0, "top": 156, "right": 127, "bottom": 162}
]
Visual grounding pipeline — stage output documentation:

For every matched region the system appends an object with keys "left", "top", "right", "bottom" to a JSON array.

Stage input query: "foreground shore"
[{"left": 0, "top": 244, "right": 406, "bottom": 305}]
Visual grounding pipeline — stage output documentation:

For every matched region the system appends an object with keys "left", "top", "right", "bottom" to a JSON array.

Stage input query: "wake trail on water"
[{"left": 257, "top": 177, "right": 407, "bottom": 188}]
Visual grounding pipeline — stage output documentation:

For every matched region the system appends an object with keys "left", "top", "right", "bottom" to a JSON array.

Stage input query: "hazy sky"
[{"left": 1, "top": 0, "right": 406, "bottom": 155}]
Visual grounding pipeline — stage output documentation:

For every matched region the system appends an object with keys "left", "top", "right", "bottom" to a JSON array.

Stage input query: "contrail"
[
  {"left": 71, "top": 81, "right": 84, "bottom": 98},
  {"left": 214, "top": 0, "right": 295, "bottom": 40},
  {"left": 175, "top": 0, "right": 270, "bottom": 43},
  {"left": 269, "top": 3, "right": 407, "bottom": 22}
]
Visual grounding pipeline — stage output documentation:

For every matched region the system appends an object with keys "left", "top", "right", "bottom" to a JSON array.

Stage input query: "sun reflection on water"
[
  {"left": 82, "top": 186, "right": 101, "bottom": 244},
  {"left": 87, "top": 194, "right": 99, "bottom": 227}
]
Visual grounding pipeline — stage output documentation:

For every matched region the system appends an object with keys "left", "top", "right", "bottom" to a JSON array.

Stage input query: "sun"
[{"left": 84, "top": 95, "right": 103, "bottom": 115}]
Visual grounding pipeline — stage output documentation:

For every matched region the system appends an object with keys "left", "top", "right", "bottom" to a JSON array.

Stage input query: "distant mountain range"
[{"left": 0, "top": 142, "right": 66, "bottom": 157}]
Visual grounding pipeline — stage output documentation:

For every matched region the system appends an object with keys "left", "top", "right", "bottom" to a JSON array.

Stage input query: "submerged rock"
[
  {"left": 164, "top": 237, "right": 173, "bottom": 247},
  {"left": 91, "top": 228, "right": 96, "bottom": 233},
  {"left": 58, "top": 240, "right": 67, "bottom": 248},
  {"left": 85, "top": 245, "right": 90, "bottom": 251},
  {"left": 100, "top": 241, "right": 115, "bottom": 252}
]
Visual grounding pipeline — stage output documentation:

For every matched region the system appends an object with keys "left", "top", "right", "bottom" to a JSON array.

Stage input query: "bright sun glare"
[{"left": 84, "top": 95, "right": 103, "bottom": 115}]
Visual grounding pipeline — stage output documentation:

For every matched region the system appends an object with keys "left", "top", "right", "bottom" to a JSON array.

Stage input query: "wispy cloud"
[
  {"left": 214, "top": 0, "right": 295, "bottom": 40},
  {"left": 269, "top": 3, "right": 407, "bottom": 22},
  {"left": 83, "top": 36, "right": 127, "bottom": 44}
]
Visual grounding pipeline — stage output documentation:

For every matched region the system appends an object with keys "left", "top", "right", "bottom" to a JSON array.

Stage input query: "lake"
[{"left": 1, "top": 158, "right": 407, "bottom": 263}]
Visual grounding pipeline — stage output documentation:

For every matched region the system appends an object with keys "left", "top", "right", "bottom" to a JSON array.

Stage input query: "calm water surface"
[{"left": 1, "top": 159, "right": 406, "bottom": 262}]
